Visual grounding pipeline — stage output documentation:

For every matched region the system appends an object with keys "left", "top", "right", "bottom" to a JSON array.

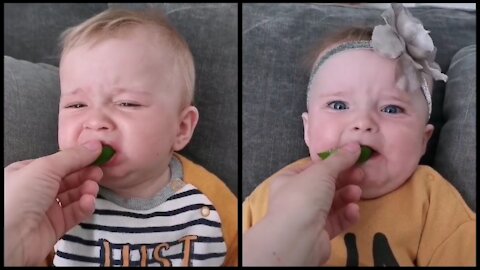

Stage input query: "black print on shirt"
[{"left": 344, "top": 232, "right": 399, "bottom": 266}]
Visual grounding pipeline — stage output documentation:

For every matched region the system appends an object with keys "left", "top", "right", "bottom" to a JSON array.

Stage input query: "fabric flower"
[{"left": 371, "top": 3, "right": 448, "bottom": 92}]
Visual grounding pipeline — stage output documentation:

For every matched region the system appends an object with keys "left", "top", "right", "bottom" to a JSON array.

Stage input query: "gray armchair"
[
  {"left": 242, "top": 3, "right": 476, "bottom": 211},
  {"left": 4, "top": 3, "right": 238, "bottom": 195}
]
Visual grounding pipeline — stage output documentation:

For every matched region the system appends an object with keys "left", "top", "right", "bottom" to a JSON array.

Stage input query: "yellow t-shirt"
[{"left": 243, "top": 158, "right": 476, "bottom": 266}]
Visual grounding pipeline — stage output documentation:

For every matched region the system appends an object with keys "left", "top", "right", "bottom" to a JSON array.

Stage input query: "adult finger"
[
  {"left": 325, "top": 203, "right": 360, "bottom": 239},
  {"left": 60, "top": 194, "right": 98, "bottom": 237},
  {"left": 58, "top": 166, "right": 103, "bottom": 193},
  {"left": 330, "top": 185, "right": 362, "bottom": 212},
  {"left": 4, "top": 159, "right": 34, "bottom": 173},
  {"left": 298, "top": 143, "right": 361, "bottom": 184},
  {"left": 321, "top": 143, "right": 361, "bottom": 179},
  {"left": 57, "top": 179, "right": 99, "bottom": 208},
  {"left": 337, "top": 167, "right": 365, "bottom": 189},
  {"left": 282, "top": 159, "right": 314, "bottom": 176},
  {"left": 29, "top": 141, "right": 102, "bottom": 182}
]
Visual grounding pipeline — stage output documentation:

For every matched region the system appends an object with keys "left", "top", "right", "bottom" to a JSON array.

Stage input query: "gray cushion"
[
  {"left": 4, "top": 56, "right": 61, "bottom": 162},
  {"left": 242, "top": 4, "right": 476, "bottom": 201},
  {"left": 4, "top": 3, "right": 108, "bottom": 66},
  {"left": 4, "top": 3, "right": 238, "bottom": 196},
  {"left": 434, "top": 45, "right": 476, "bottom": 211}
]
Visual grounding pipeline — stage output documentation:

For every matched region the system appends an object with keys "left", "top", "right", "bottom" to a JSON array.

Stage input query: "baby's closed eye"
[
  {"left": 117, "top": 101, "right": 142, "bottom": 107},
  {"left": 64, "top": 103, "right": 86, "bottom": 109}
]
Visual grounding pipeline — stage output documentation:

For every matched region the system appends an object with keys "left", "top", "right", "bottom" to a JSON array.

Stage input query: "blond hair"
[{"left": 58, "top": 8, "right": 195, "bottom": 107}]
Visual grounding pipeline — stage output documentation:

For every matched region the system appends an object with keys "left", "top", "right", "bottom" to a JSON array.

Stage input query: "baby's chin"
[
  {"left": 358, "top": 174, "right": 409, "bottom": 199},
  {"left": 98, "top": 168, "right": 141, "bottom": 191}
]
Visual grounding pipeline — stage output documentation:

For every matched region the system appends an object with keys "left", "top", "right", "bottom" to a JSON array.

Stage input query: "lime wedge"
[
  {"left": 92, "top": 145, "right": 116, "bottom": 166},
  {"left": 318, "top": 151, "right": 331, "bottom": 160},
  {"left": 357, "top": 145, "right": 373, "bottom": 164},
  {"left": 318, "top": 145, "right": 373, "bottom": 164}
]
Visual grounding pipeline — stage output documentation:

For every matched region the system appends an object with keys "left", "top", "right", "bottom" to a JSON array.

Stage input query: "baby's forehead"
[
  {"left": 319, "top": 49, "right": 397, "bottom": 72},
  {"left": 316, "top": 81, "right": 420, "bottom": 104},
  {"left": 62, "top": 24, "right": 174, "bottom": 59},
  {"left": 312, "top": 50, "right": 401, "bottom": 89},
  {"left": 310, "top": 49, "right": 428, "bottom": 106}
]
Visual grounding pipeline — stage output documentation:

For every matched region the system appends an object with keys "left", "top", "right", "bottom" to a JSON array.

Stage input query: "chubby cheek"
[
  {"left": 58, "top": 115, "right": 79, "bottom": 150},
  {"left": 306, "top": 114, "right": 344, "bottom": 160},
  {"left": 383, "top": 129, "right": 425, "bottom": 181},
  {"left": 121, "top": 118, "right": 178, "bottom": 166}
]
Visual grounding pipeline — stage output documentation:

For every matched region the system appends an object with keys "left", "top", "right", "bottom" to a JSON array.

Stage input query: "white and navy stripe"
[{"left": 54, "top": 183, "right": 227, "bottom": 266}]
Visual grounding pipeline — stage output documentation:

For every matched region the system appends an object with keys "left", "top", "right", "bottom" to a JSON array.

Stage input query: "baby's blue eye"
[
  {"left": 381, "top": 105, "right": 404, "bottom": 114},
  {"left": 328, "top": 101, "right": 348, "bottom": 110}
]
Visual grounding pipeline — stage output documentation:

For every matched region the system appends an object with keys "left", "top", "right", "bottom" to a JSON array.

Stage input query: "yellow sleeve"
[
  {"left": 242, "top": 198, "right": 253, "bottom": 233},
  {"left": 242, "top": 158, "right": 311, "bottom": 233},
  {"left": 428, "top": 221, "right": 476, "bottom": 266},
  {"left": 416, "top": 166, "right": 476, "bottom": 266},
  {"left": 240, "top": 200, "right": 252, "bottom": 265},
  {"left": 175, "top": 153, "right": 238, "bottom": 266}
]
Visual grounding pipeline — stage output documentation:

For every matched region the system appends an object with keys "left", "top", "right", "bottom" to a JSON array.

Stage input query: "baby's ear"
[
  {"left": 302, "top": 112, "right": 310, "bottom": 148},
  {"left": 173, "top": 106, "right": 199, "bottom": 151},
  {"left": 422, "top": 124, "right": 434, "bottom": 154}
]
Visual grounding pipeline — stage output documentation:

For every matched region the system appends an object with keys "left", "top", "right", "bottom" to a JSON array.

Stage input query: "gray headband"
[
  {"left": 306, "top": 3, "right": 450, "bottom": 120},
  {"left": 306, "top": 40, "right": 432, "bottom": 118}
]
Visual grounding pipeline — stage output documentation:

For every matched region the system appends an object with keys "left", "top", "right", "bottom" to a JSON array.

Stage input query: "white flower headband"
[{"left": 307, "top": 3, "right": 448, "bottom": 119}]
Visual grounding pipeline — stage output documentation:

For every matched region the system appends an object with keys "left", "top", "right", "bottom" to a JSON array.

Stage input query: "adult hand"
[
  {"left": 4, "top": 141, "right": 104, "bottom": 266},
  {"left": 243, "top": 143, "right": 364, "bottom": 266}
]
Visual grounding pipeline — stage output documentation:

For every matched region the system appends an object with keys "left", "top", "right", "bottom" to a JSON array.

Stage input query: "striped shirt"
[{"left": 53, "top": 156, "right": 227, "bottom": 266}]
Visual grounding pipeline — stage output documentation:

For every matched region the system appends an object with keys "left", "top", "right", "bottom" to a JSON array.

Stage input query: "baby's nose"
[
  {"left": 84, "top": 120, "right": 112, "bottom": 131},
  {"left": 83, "top": 112, "right": 114, "bottom": 131},
  {"left": 351, "top": 115, "right": 379, "bottom": 133},
  {"left": 353, "top": 126, "right": 373, "bottom": 132}
]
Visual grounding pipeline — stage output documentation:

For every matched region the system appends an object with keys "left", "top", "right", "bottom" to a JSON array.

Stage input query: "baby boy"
[{"left": 50, "top": 8, "right": 237, "bottom": 266}]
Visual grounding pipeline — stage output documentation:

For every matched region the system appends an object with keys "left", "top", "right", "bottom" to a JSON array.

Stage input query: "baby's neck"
[{"left": 104, "top": 165, "right": 172, "bottom": 200}]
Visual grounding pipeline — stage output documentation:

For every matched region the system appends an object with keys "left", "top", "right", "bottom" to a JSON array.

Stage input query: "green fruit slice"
[
  {"left": 318, "top": 151, "right": 331, "bottom": 160},
  {"left": 357, "top": 145, "right": 373, "bottom": 164},
  {"left": 92, "top": 145, "right": 116, "bottom": 166},
  {"left": 318, "top": 145, "right": 373, "bottom": 164}
]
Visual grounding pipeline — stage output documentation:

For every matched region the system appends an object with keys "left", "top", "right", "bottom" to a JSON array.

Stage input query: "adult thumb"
[
  {"left": 31, "top": 141, "right": 103, "bottom": 180},
  {"left": 297, "top": 143, "right": 361, "bottom": 187},
  {"left": 316, "top": 143, "right": 361, "bottom": 181}
]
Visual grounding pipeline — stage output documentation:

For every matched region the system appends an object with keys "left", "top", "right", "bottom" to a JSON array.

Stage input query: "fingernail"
[
  {"left": 344, "top": 143, "right": 360, "bottom": 153},
  {"left": 83, "top": 141, "right": 101, "bottom": 151}
]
